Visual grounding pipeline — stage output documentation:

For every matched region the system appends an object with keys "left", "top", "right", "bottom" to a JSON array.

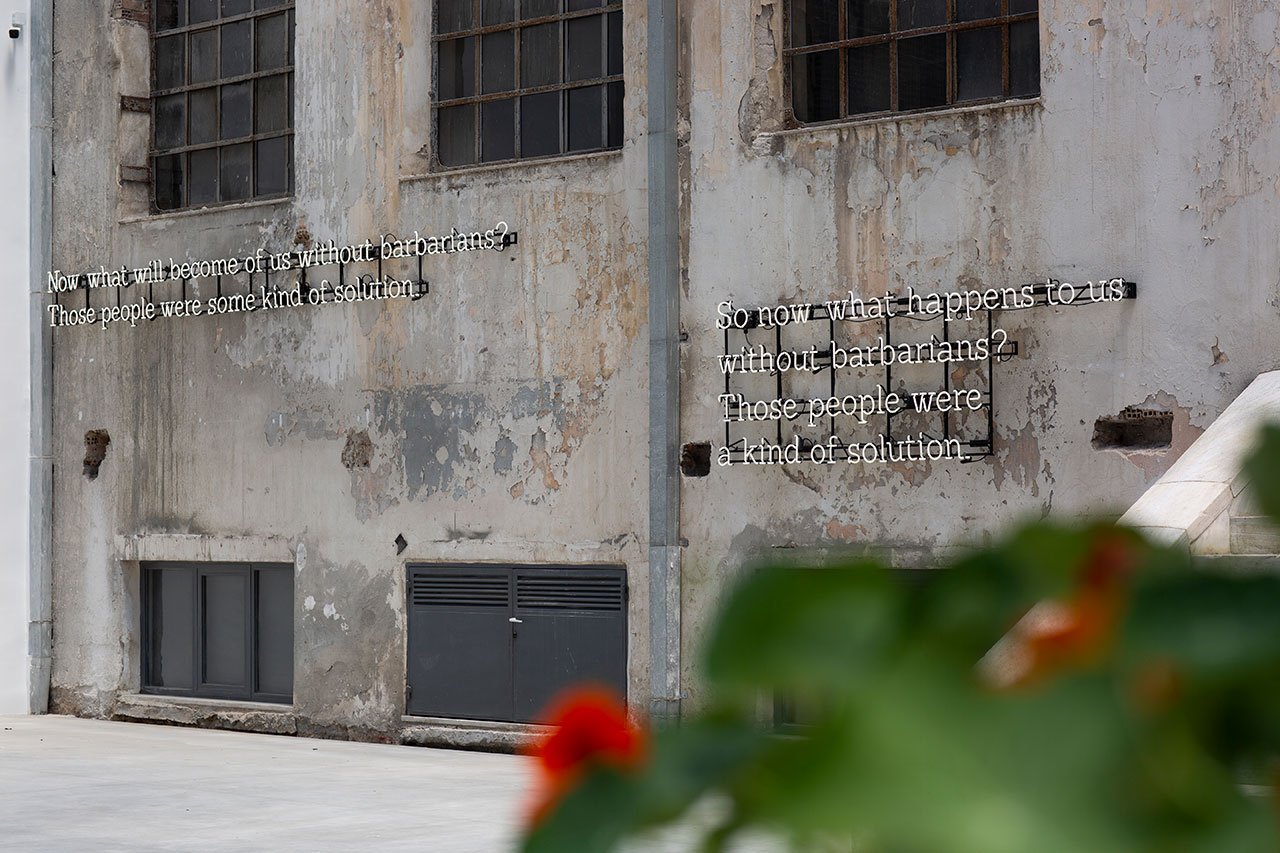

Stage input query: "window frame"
[
  {"left": 430, "top": 0, "right": 625, "bottom": 170},
  {"left": 149, "top": 1, "right": 297, "bottom": 214},
  {"left": 140, "top": 561, "right": 295, "bottom": 705},
  {"left": 783, "top": 0, "right": 1040, "bottom": 127}
]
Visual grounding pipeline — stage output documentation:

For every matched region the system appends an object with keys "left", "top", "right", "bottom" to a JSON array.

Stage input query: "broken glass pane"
[
  {"left": 897, "top": 32, "right": 946, "bottom": 110},
  {"left": 520, "top": 91, "right": 559, "bottom": 156},
  {"left": 791, "top": 50, "right": 839, "bottom": 123},
  {"left": 957, "top": 26, "right": 1002, "bottom": 101},
  {"left": 847, "top": 43, "right": 890, "bottom": 115},
  {"left": 481, "top": 98, "right": 516, "bottom": 161}
]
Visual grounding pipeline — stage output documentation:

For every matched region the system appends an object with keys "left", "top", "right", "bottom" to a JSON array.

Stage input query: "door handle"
[{"left": 509, "top": 617, "right": 523, "bottom": 624}]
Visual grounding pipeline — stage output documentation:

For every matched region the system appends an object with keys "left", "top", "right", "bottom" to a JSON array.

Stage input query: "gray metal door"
[{"left": 406, "top": 564, "right": 627, "bottom": 723}]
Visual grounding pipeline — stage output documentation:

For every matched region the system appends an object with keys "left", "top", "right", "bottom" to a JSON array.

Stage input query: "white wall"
[{"left": 0, "top": 0, "right": 32, "bottom": 714}]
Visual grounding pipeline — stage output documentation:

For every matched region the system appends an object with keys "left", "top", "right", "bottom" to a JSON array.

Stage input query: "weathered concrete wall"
[
  {"left": 48, "top": 0, "right": 650, "bottom": 738},
  {"left": 679, "top": 0, "right": 1280, "bottom": 703}
]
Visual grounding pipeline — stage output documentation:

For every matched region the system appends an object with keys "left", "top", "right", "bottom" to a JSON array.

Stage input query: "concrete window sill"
[{"left": 759, "top": 97, "right": 1043, "bottom": 141}]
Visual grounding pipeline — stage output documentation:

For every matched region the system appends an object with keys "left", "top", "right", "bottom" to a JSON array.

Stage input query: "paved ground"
[
  {"left": 0, "top": 715, "right": 532, "bottom": 852},
  {"left": 0, "top": 715, "right": 785, "bottom": 852}
]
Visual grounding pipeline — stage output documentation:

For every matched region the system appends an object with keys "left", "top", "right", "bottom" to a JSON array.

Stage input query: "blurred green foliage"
[{"left": 524, "top": 429, "right": 1280, "bottom": 852}]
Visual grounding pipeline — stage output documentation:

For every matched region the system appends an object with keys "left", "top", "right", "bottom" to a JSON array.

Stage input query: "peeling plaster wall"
[
  {"left": 680, "top": 0, "right": 1280, "bottom": 703},
  {"left": 48, "top": 0, "right": 650, "bottom": 737}
]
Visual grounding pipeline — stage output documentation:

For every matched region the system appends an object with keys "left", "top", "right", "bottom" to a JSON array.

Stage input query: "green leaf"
[{"left": 1244, "top": 423, "right": 1280, "bottom": 526}]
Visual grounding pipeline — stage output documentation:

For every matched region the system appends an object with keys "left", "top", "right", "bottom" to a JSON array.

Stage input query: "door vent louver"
[
  {"left": 411, "top": 572, "right": 509, "bottom": 608},
  {"left": 516, "top": 575, "right": 625, "bottom": 612}
]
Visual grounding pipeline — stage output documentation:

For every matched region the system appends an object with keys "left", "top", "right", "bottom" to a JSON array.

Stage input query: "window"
[
  {"left": 151, "top": 0, "right": 295, "bottom": 212},
  {"left": 787, "top": 0, "right": 1040, "bottom": 124},
  {"left": 433, "top": 0, "right": 624, "bottom": 168},
  {"left": 142, "top": 562, "right": 294, "bottom": 704}
]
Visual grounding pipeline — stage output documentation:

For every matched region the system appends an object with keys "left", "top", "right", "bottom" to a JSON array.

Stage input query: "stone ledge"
[
  {"left": 112, "top": 694, "right": 297, "bottom": 736},
  {"left": 114, "top": 534, "right": 296, "bottom": 564},
  {"left": 399, "top": 716, "right": 551, "bottom": 753}
]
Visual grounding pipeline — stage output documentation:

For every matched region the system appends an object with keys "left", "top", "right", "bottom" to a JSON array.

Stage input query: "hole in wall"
[
  {"left": 341, "top": 429, "right": 373, "bottom": 469},
  {"left": 1092, "top": 407, "right": 1173, "bottom": 451},
  {"left": 83, "top": 430, "right": 111, "bottom": 480},
  {"left": 681, "top": 442, "right": 712, "bottom": 477}
]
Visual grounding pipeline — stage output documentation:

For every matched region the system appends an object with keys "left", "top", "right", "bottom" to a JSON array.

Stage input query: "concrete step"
[
  {"left": 1197, "top": 554, "right": 1280, "bottom": 574},
  {"left": 1230, "top": 515, "right": 1280, "bottom": 555}
]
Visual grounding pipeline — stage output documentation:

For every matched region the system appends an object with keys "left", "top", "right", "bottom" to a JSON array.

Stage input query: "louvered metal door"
[
  {"left": 406, "top": 564, "right": 627, "bottom": 723},
  {"left": 406, "top": 567, "right": 514, "bottom": 720},
  {"left": 511, "top": 568, "right": 628, "bottom": 722}
]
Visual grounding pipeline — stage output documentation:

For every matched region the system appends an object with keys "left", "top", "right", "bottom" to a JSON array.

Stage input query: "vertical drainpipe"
[
  {"left": 647, "top": 0, "right": 681, "bottom": 721},
  {"left": 28, "top": 0, "right": 53, "bottom": 714}
]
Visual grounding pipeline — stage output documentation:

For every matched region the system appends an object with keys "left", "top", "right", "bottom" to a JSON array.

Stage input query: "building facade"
[{"left": 40, "top": 0, "right": 1280, "bottom": 741}]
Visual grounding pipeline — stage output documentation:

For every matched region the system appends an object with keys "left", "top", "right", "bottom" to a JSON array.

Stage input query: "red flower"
[
  {"left": 526, "top": 687, "right": 646, "bottom": 826},
  {"left": 988, "top": 531, "right": 1143, "bottom": 689}
]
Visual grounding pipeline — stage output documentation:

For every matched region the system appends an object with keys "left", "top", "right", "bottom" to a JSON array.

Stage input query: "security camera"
[{"left": 8, "top": 26, "right": 19, "bottom": 39}]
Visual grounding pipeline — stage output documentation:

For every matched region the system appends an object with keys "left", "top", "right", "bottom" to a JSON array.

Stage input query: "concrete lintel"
[{"left": 114, "top": 534, "right": 297, "bottom": 564}]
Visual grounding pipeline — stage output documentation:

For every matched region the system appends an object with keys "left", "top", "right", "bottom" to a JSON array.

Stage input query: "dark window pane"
[
  {"left": 437, "top": 0, "right": 472, "bottom": 33},
  {"left": 897, "top": 0, "right": 945, "bottom": 29},
  {"left": 482, "top": 30, "right": 515, "bottom": 94},
  {"left": 607, "top": 11, "right": 622, "bottom": 75},
  {"left": 522, "top": 23, "right": 560, "bottom": 87},
  {"left": 791, "top": 0, "right": 838, "bottom": 47},
  {"left": 567, "top": 84, "right": 602, "bottom": 151},
  {"left": 1010, "top": 19, "right": 1040, "bottom": 96},
  {"left": 222, "top": 0, "right": 252, "bottom": 14},
  {"left": 522, "top": 0, "right": 558, "bottom": 17},
  {"left": 956, "top": 0, "right": 1000, "bottom": 21},
  {"left": 957, "top": 26, "right": 1002, "bottom": 101},
  {"left": 481, "top": 98, "right": 516, "bottom": 162},
  {"left": 256, "top": 136, "right": 290, "bottom": 196},
  {"left": 847, "top": 0, "right": 890, "bottom": 36},
  {"left": 189, "top": 148, "right": 218, "bottom": 204},
  {"left": 145, "top": 568, "right": 194, "bottom": 689},
  {"left": 567, "top": 0, "right": 602, "bottom": 8},
  {"left": 221, "top": 81, "right": 252, "bottom": 139},
  {"left": 202, "top": 571, "right": 248, "bottom": 688},
  {"left": 1009, "top": 0, "right": 1037, "bottom": 13},
  {"left": 255, "top": 74, "right": 289, "bottom": 132},
  {"left": 154, "top": 154, "right": 185, "bottom": 211},
  {"left": 255, "top": 567, "right": 294, "bottom": 699},
  {"left": 897, "top": 33, "right": 946, "bottom": 110},
  {"left": 155, "top": 93, "right": 186, "bottom": 149},
  {"left": 438, "top": 37, "right": 475, "bottom": 99},
  {"left": 155, "top": 35, "right": 185, "bottom": 90},
  {"left": 220, "top": 142, "right": 252, "bottom": 201},
  {"left": 256, "top": 0, "right": 289, "bottom": 8},
  {"left": 190, "top": 28, "right": 219, "bottom": 85},
  {"left": 256, "top": 12, "right": 290, "bottom": 71},
  {"left": 520, "top": 91, "right": 559, "bottom": 157},
  {"left": 606, "top": 80, "right": 623, "bottom": 147},
  {"left": 189, "top": 0, "right": 219, "bottom": 24},
  {"left": 154, "top": 0, "right": 186, "bottom": 31},
  {"left": 791, "top": 50, "right": 839, "bottom": 123},
  {"left": 847, "top": 43, "right": 890, "bottom": 115},
  {"left": 482, "top": 0, "right": 515, "bottom": 26},
  {"left": 438, "top": 104, "right": 476, "bottom": 166},
  {"left": 566, "top": 14, "right": 603, "bottom": 81},
  {"left": 221, "top": 20, "right": 252, "bottom": 77},
  {"left": 189, "top": 88, "right": 218, "bottom": 144}
]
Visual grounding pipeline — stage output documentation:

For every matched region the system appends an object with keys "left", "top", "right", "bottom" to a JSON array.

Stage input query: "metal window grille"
[
  {"left": 785, "top": 0, "right": 1040, "bottom": 125},
  {"left": 432, "top": 0, "right": 624, "bottom": 168},
  {"left": 150, "top": 0, "right": 296, "bottom": 212}
]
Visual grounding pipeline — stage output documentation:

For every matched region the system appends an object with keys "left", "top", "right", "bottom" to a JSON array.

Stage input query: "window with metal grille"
[
  {"left": 786, "top": 0, "right": 1040, "bottom": 125},
  {"left": 142, "top": 562, "right": 294, "bottom": 704},
  {"left": 151, "top": 0, "right": 295, "bottom": 212},
  {"left": 433, "top": 0, "right": 624, "bottom": 168}
]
